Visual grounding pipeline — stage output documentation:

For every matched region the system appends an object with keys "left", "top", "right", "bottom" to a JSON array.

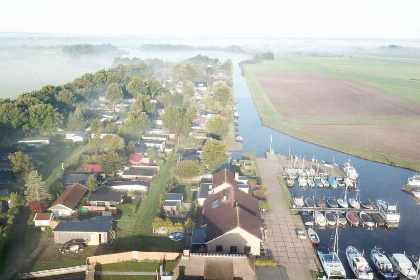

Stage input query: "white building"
[{"left": 65, "top": 131, "right": 88, "bottom": 143}]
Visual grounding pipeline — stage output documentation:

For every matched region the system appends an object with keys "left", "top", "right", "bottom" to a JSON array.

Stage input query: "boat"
[
  {"left": 345, "top": 177, "right": 355, "bottom": 188},
  {"left": 308, "top": 227, "right": 320, "bottom": 246},
  {"left": 302, "top": 213, "right": 314, "bottom": 226},
  {"left": 377, "top": 200, "right": 400, "bottom": 224},
  {"left": 348, "top": 197, "right": 361, "bottom": 208},
  {"left": 293, "top": 196, "right": 304, "bottom": 207},
  {"left": 346, "top": 212, "right": 359, "bottom": 226},
  {"left": 315, "top": 211, "right": 327, "bottom": 227},
  {"left": 389, "top": 253, "right": 418, "bottom": 280},
  {"left": 346, "top": 246, "right": 374, "bottom": 279},
  {"left": 336, "top": 177, "right": 345, "bottom": 188},
  {"left": 321, "top": 178, "right": 329, "bottom": 188},
  {"left": 407, "top": 174, "right": 420, "bottom": 187},
  {"left": 409, "top": 255, "right": 419, "bottom": 271},
  {"left": 371, "top": 213, "right": 385, "bottom": 227},
  {"left": 360, "top": 200, "right": 374, "bottom": 209},
  {"left": 337, "top": 185, "right": 349, "bottom": 208},
  {"left": 235, "top": 135, "right": 243, "bottom": 142},
  {"left": 325, "top": 211, "right": 336, "bottom": 226},
  {"left": 168, "top": 232, "right": 184, "bottom": 241},
  {"left": 343, "top": 162, "right": 358, "bottom": 180},
  {"left": 286, "top": 177, "right": 295, "bottom": 188},
  {"left": 307, "top": 179, "right": 315, "bottom": 188},
  {"left": 359, "top": 211, "right": 375, "bottom": 228},
  {"left": 315, "top": 178, "right": 323, "bottom": 188},
  {"left": 370, "top": 247, "right": 398, "bottom": 279},
  {"left": 305, "top": 197, "right": 315, "bottom": 207},
  {"left": 412, "top": 190, "right": 420, "bottom": 199},
  {"left": 328, "top": 175, "right": 338, "bottom": 189},
  {"left": 316, "top": 198, "right": 326, "bottom": 207},
  {"left": 317, "top": 217, "right": 346, "bottom": 279},
  {"left": 326, "top": 197, "right": 339, "bottom": 208},
  {"left": 337, "top": 213, "right": 347, "bottom": 226},
  {"left": 298, "top": 177, "right": 308, "bottom": 188}
]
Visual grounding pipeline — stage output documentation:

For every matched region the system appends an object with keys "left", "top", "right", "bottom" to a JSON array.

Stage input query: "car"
[
  {"left": 296, "top": 228, "right": 307, "bottom": 239},
  {"left": 59, "top": 239, "right": 86, "bottom": 253}
]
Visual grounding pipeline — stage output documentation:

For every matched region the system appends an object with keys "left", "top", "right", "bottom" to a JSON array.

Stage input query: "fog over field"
[{"left": 1, "top": 33, "right": 420, "bottom": 99}]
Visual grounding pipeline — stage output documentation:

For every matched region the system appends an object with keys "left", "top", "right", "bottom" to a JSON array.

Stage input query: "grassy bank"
[
  {"left": 225, "top": 108, "right": 242, "bottom": 151},
  {"left": 276, "top": 176, "right": 298, "bottom": 215},
  {"left": 242, "top": 62, "right": 420, "bottom": 172}
]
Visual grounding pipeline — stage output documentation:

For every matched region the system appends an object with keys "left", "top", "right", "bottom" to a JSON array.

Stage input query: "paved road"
[{"left": 257, "top": 154, "right": 319, "bottom": 280}]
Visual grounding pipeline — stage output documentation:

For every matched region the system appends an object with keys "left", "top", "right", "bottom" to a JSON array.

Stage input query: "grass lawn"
[
  {"left": 224, "top": 108, "right": 242, "bottom": 151},
  {"left": 96, "top": 260, "right": 174, "bottom": 272},
  {"left": 171, "top": 183, "right": 195, "bottom": 202},
  {"left": 242, "top": 60, "right": 420, "bottom": 172}
]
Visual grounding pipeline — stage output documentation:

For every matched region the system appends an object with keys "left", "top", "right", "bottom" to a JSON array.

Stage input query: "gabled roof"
[
  {"left": 82, "top": 164, "right": 102, "bottom": 173},
  {"left": 123, "top": 168, "right": 156, "bottom": 177},
  {"left": 212, "top": 168, "right": 236, "bottom": 188},
  {"left": 107, "top": 180, "right": 151, "bottom": 187},
  {"left": 53, "top": 217, "right": 113, "bottom": 233},
  {"left": 202, "top": 186, "right": 262, "bottom": 241},
  {"left": 64, "top": 173, "right": 91, "bottom": 185},
  {"left": 49, "top": 184, "right": 88, "bottom": 210},
  {"left": 129, "top": 153, "right": 144, "bottom": 163},
  {"left": 166, "top": 193, "right": 183, "bottom": 201},
  {"left": 88, "top": 193, "right": 123, "bottom": 203},
  {"left": 34, "top": 213, "right": 53, "bottom": 221}
]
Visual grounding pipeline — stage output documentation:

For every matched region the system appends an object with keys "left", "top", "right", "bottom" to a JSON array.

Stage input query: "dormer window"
[{"left": 211, "top": 199, "right": 220, "bottom": 209}]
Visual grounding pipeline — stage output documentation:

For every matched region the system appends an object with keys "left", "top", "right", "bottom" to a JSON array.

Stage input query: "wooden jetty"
[{"left": 292, "top": 206, "right": 379, "bottom": 214}]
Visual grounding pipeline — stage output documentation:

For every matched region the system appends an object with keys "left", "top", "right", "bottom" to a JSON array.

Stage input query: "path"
[
  {"left": 257, "top": 154, "right": 319, "bottom": 280},
  {"left": 96, "top": 271, "right": 156, "bottom": 276}
]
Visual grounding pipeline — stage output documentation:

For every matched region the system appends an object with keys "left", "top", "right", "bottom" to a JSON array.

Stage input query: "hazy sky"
[{"left": 1, "top": 0, "right": 418, "bottom": 39}]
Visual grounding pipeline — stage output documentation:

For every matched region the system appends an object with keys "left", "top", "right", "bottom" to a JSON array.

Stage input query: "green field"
[{"left": 242, "top": 57, "right": 420, "bottom": 171}]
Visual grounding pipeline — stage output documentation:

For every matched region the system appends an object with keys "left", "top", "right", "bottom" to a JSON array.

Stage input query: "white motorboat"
[
  {"left": 315, "top": 211, "right": 327, "bottom": 227},
  {"left": 307, "top": 179, "right": 315, "bottom": 188},
  {"left": 298, "top": 177, "right": 308, "bottom": 187},
  {"left": 346, "top": 246, "right": 374, "bottom": 279},
  {"left": 293, "top": 196, "right": 304, "bottom": 207},
  {"left": 370, "top": 247, "right": 398, "bottom": 279},
  {"left": 407, "top": 174, "right": 420, "bottom": 187},
  {"left": 308, "top": 227, "right": 320, "bottom": 245},
  {"left": 377, "top": 200, "right": 400, "bottom": 224},
  {"left": 343, "top": 162, "right": 358, "bottom": 180},
  {"left": 412, "top": 190, "right": 420, "bottom": 199},
  {"left": 337, "top": 185, "right": 349, "bottom": 208},
  {"left": 389, "top": 253, "right": 418, "bottom": 280},
  {"left": 348, "top": 197, "right": 360, "bottom": 208},
  {"left": 235, "top": 135, "right": 243, "bottom": 142},
  {"left": 321, "top": 178, "right": 329, "bottom": 188}
]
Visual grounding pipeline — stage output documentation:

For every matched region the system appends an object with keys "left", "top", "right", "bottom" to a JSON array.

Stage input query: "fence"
[
  {"left": 82, "top": 205, "right": 117, "bottom": 214},
  {"left": 86, "top": 251, "right": 181, "bottom": 265}
]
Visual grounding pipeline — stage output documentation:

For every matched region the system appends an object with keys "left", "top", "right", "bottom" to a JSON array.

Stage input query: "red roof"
[
  {"left": 129, "top": 153, "right": 144, "bottom": 163},
  {"left": 193, "top": 115, "right": 207, "bottom": 124},
  {"left": 49, "top": 184, "right": 88, "bottom": 210},
  {"left": 82, "top": 164, "right": 102, "bottom": 173},
  {"left": 34, "top": 213, "right": 53, "bottom": 220}
]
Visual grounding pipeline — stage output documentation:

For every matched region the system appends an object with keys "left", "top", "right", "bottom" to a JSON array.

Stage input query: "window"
[
  {"left": 216, "top": 245, "right": 223, "bottom": 253},
  {"left": 244, "top": 246, "right": 251, "bottom": 255},
  {"left": 230, "top": 246, "right": 237, "bottom": 254},
  {"left": 211, "top": 199, "right": 220, "bottom": 209}
]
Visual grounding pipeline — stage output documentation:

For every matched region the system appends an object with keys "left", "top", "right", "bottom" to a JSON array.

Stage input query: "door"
[{"left": 99, "top": 234, "right": 102, "bottom": 244}]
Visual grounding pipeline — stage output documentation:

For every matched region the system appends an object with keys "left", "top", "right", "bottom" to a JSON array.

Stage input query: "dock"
[{"left": 292, "top": 206, "right": 380, "bottom": 213}]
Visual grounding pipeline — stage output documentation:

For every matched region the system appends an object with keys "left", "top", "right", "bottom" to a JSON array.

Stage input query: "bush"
[{"left": 254, "top": 258, "right": 278, "bottom": 267}]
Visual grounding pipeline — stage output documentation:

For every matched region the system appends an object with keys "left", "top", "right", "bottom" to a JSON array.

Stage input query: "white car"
[{"left": 296, "top": 228, "right": 307, "bottom": 239}]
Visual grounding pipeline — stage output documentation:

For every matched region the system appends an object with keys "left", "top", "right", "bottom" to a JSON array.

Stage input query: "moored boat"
[
  {"left": 308, "top": 227, "right": 320, "bottom": 246},
  {"left": 377, "top": 200, "right": 400, "bottom": 224},
  {"left": 348, "top": 197, "right": 361, "bottom": 208},
  {"left": 337, "top": 213, "right": 347, "bottom": 226},
  {"left": 343, "top": 162, "right": 358, "bottom": 180},
  {"left": 337, "top": 185, "right": 349, "bottom": 208},
  {"left": 321, "top": 178, "right": 329, "bottom": 188},
  {"left": 302, "top": 212, "right": 314, "bottom": 226},
  {"left": 308, "top": 179, "right": 315, "bottom": 188},
  {"left": 298, "top": 176, "right": 308, "bottom": 188},
  {"left": 407, "top": 174, "right": 420, "bottom": 187},
  {"left": 389, "top": 253, "right": 418, "bottom": 280},
  {"left": 326, "top": 197, "right": 338, "bottom": 208},
  {"left": 316, "top": 198, "right": 326, "bottom": 207},
  {"left": 328, "top": 175, "right": 338, "bottom": 189},
  {"left": 293, "top": 196, "right": 304, "bottom": 207},
  {"left": 359, "top": 211, "right": 375, "bottom": 228},
  {"left": 412, "top": 190, "right": 420, "bottom": 199},
  {"left": 325, "top": 211, "right": 336, "bottom": 226},
  {"left": 315, "top": 211, "right": 327, "bottom": 227},
  {"left": 346, "top": 212, "right": 359, "bottom": 226},
  {"left": 360, "top": 200, "right": 374, "bottom": 209},
  {"left": 370, "top": 247, "right": 398, "bottom": 279},
  {"left": 305, "top": 197, "right": 315, "bottom": 207},
  {"left": 286, "top": 177, "right": 295, "bottom": 188},
  {"left": 315, "top": 178, "right": 323, "bottom": 188},
  {"left": 371, "top": 213, "right": 385, "bottom": 227},
  {"left": 346, "top": 246, "right": 374, "bottom": 279}
]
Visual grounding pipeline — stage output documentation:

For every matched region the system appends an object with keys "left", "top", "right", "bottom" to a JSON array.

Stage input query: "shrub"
[{"left": 254, "top": 258, "right": 278, "bottom": 267}]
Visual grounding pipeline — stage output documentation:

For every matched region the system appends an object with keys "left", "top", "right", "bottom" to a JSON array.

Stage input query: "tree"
[
  {"left": 27, "top": 200, "right": 48, "bottom": 213},
  {"left": 214, "top": 85, "right": 232, "bottom": 107},
  {"left": 104, "top": 135, "right": 125, "bottom": 152},
  {"left": 205, "top": 115, "right": 229, "bottom": 139},
  {"left": 162, "top": 106, "right": 196, "bottom": 140},
  {"left": 9, "top": 192, "right": 25, "bottom": 207},
  {"left": 28, "top": 103, "right": 62, "bottom": 134},
  {"left": 24, "top": 170, "right": 51, "bottom": 203},
  {"left": 66, "top": 106, "right": 86, "bottom": 130},
  {"left": 56, "top": 88, "right": 75, "bottom": 105},
  {"left": 127, "top": 77, "right": 147, "bottom": 97},
  {"left": 90, "top": 118, "right": 103, "bottom": 135},
  {"left": 220, "top": 59, "right": 233, "bottom": 71},
  {"left": 99, "top": 152, "right": 125, "bottom": 177},
  {"left": 86, "top": 174, "right": 99, "bottom": 192},
  {"left": 130, "top": 94, "right": 155, "bottom": 114},
  {"left": 183, "top": 81, "right": 195, "bottom": 96},
  {"left": 8, "top": 152, "right": 35, "bottom": 178},
  {"left": 145, "top": 79, "right": 162, "bottom": 98},
  {"left": 172, "top": 161, "right": 204, "bottom": 180},
  {"left": 146, "top": 147, "right": 159, "bottom": 164},
  {"left": 49, "top": 181, "right": 65, "bottom": 198},
  {"left": 105, "top": 83, "right": 123, "bottom": 109},
  {"left": 184, "top": 218, "right": 195, "bottom": 229},
  {"left": 126, "top": 140, "right": 136, "bottom": 155},
  {"left": 122, "top": 112, "right": 150, "bottom": 137},
  {"left": 201, "top": 140, "right": 229, "bottom": 172}
]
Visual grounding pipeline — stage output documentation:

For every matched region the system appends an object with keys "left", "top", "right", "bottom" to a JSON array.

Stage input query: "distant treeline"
[
  {"left": 140, "top": 44, "right": 244, "bottom": 53},
  {"left": 254, "top": 51, "right": 274, "bottom": 60},
  {"left": 63, "top": 44, "right": 128, "bottom": 56}
]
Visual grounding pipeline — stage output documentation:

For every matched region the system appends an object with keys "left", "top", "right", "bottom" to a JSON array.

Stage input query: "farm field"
[{"left": 243, "top": 56, "right": 420, "bottom": 170}]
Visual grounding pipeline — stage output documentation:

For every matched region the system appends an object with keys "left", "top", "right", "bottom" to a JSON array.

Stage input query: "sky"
[{"left": 0, "top": 0, "right": 418, "bottom": 39}]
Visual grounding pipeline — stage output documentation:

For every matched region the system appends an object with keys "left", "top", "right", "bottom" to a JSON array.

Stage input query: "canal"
[{"left": 126, "top": 49, "right": 420, "bottom": 277}]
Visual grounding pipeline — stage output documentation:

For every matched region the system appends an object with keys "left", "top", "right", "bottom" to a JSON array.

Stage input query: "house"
[
  {"left": 173, "top": 252, "right": 257, "bottom": 280},
  {"left": 82, "top": 164, "right": 102, "bottom": 173},
  {"left": 194, "top": 81, "right": 208, "bottom": 91},
  {"left": 87, "top": 187, "right": 123, "bottom": 207},
  {"left": 0, "top": 172, "right": 12, "bottom": 185},
  {"left": 91, "top": 133, "right": 118, "bottom": 140},
  {"left": 64, "top": 173, "right": 93, "bottom": 185},
  {"left": 65, "top": 131, "right": 88, "bottom": 143},
  {"left": 205, "top": 65, "right": 214, "bottom": 76},
  {"left": 48, "top": 184, "right": 88, "bottom": 216},
  {"left": 142, "top": 134, "right": 169, "bottom": 141},
  {"left": 238, "top": 184, "right": 250, "bottom": 194},
  {"left": 147, "top": 128, "right": 169, "bottom": 135},
  {"left": 18, "top": 137, "right": 50, "bottom": 146},
  {"left": 163, "top": 193, "right": 183, "bottom": 213},
  {"left": 193, "top": 115, "right": 208, "bottom": 126},
  {"left": 164, "top": 144, "right": 175, "bottom": 153},
  {"left": 0, "top": 160, "right": 12, "bottom": 172},
  {"left": 202, "top": 186, "right": 262, "bottom": 255},
  {"left": 34, "top": 213, "right": 54, "bottom": 228},
  {"left": 120, "top": 167, "right": 157, "bottom": 181},
  {"left": 140, "top": 139, "right": 166, "bottom": 152},
  {"left": 107, "top": 180, "right": 150, "bottom": 193},
  {"left": 128, "top": 153, "right": 150, "bottom": 165},
  {"left": 53, "top": 216, "right": 113, "bottom": 245},
  {"left": 178, "top": 148, "right": 202, "bottom": 163},
  {"left": 197, "top": 180, "right": 212, "bottom": 206},
  {"left": 211, "top": 169, "right": 237, "bottom": 194},
  {"left": 115, "top": 118, "right": 127, "bottom": 125},
  {"left": 235, "top": 174, "right": 249, "bottom": 185}
]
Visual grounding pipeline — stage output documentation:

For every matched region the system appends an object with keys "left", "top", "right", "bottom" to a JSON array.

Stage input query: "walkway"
[
  {"left": 96, "top": 271, "right": 156, "bottom": 276},
  {"left": 257, "top": 154, "right": 319, "bottom": 280}
]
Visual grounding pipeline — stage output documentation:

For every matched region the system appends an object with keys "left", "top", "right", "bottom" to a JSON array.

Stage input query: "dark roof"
[
  {"left": 49, "top": 184, "right": 88, "bottom": 209},
  {"left": 198, "top": 183, "right": 211, "bottom": 199},
  {"left": 202, "top": 186, "right": 262, "bottom": 241},
  {"left": 0, "top": 172, "right": 12, "bottom": 184},
  {"left": 34, "top": 213, "right": 53, "bottom": 220},
  {"left": 107, "top": 180, "right": 150, "bottom": 187},
  {"left": 166, "top": 193, "right": 183, "bottom": 201},
  {"left": 163, "top": 201, "right": 178, "bottom": 207},
  {"left": 123, "top": 168, "right": 156, "bottom": 177},
  {"left": 64, "top": 173, "right": 91, "bottom": 185},
  {"left": 212, "top": 169, "right": 236, "bottom": 188},
  {"left": 88, "top": 193, "right": 123, "bottom": 203},
  {"left": 53, "top": 217, "right": 113, "bottom": 233},
  {"left": 192, "top": 228, "right": 206, "bottom": 244}
]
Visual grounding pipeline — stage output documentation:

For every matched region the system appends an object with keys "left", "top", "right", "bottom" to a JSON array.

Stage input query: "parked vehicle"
[{"left": 296, "top": 228, "right": 307, "bottom": 239}]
